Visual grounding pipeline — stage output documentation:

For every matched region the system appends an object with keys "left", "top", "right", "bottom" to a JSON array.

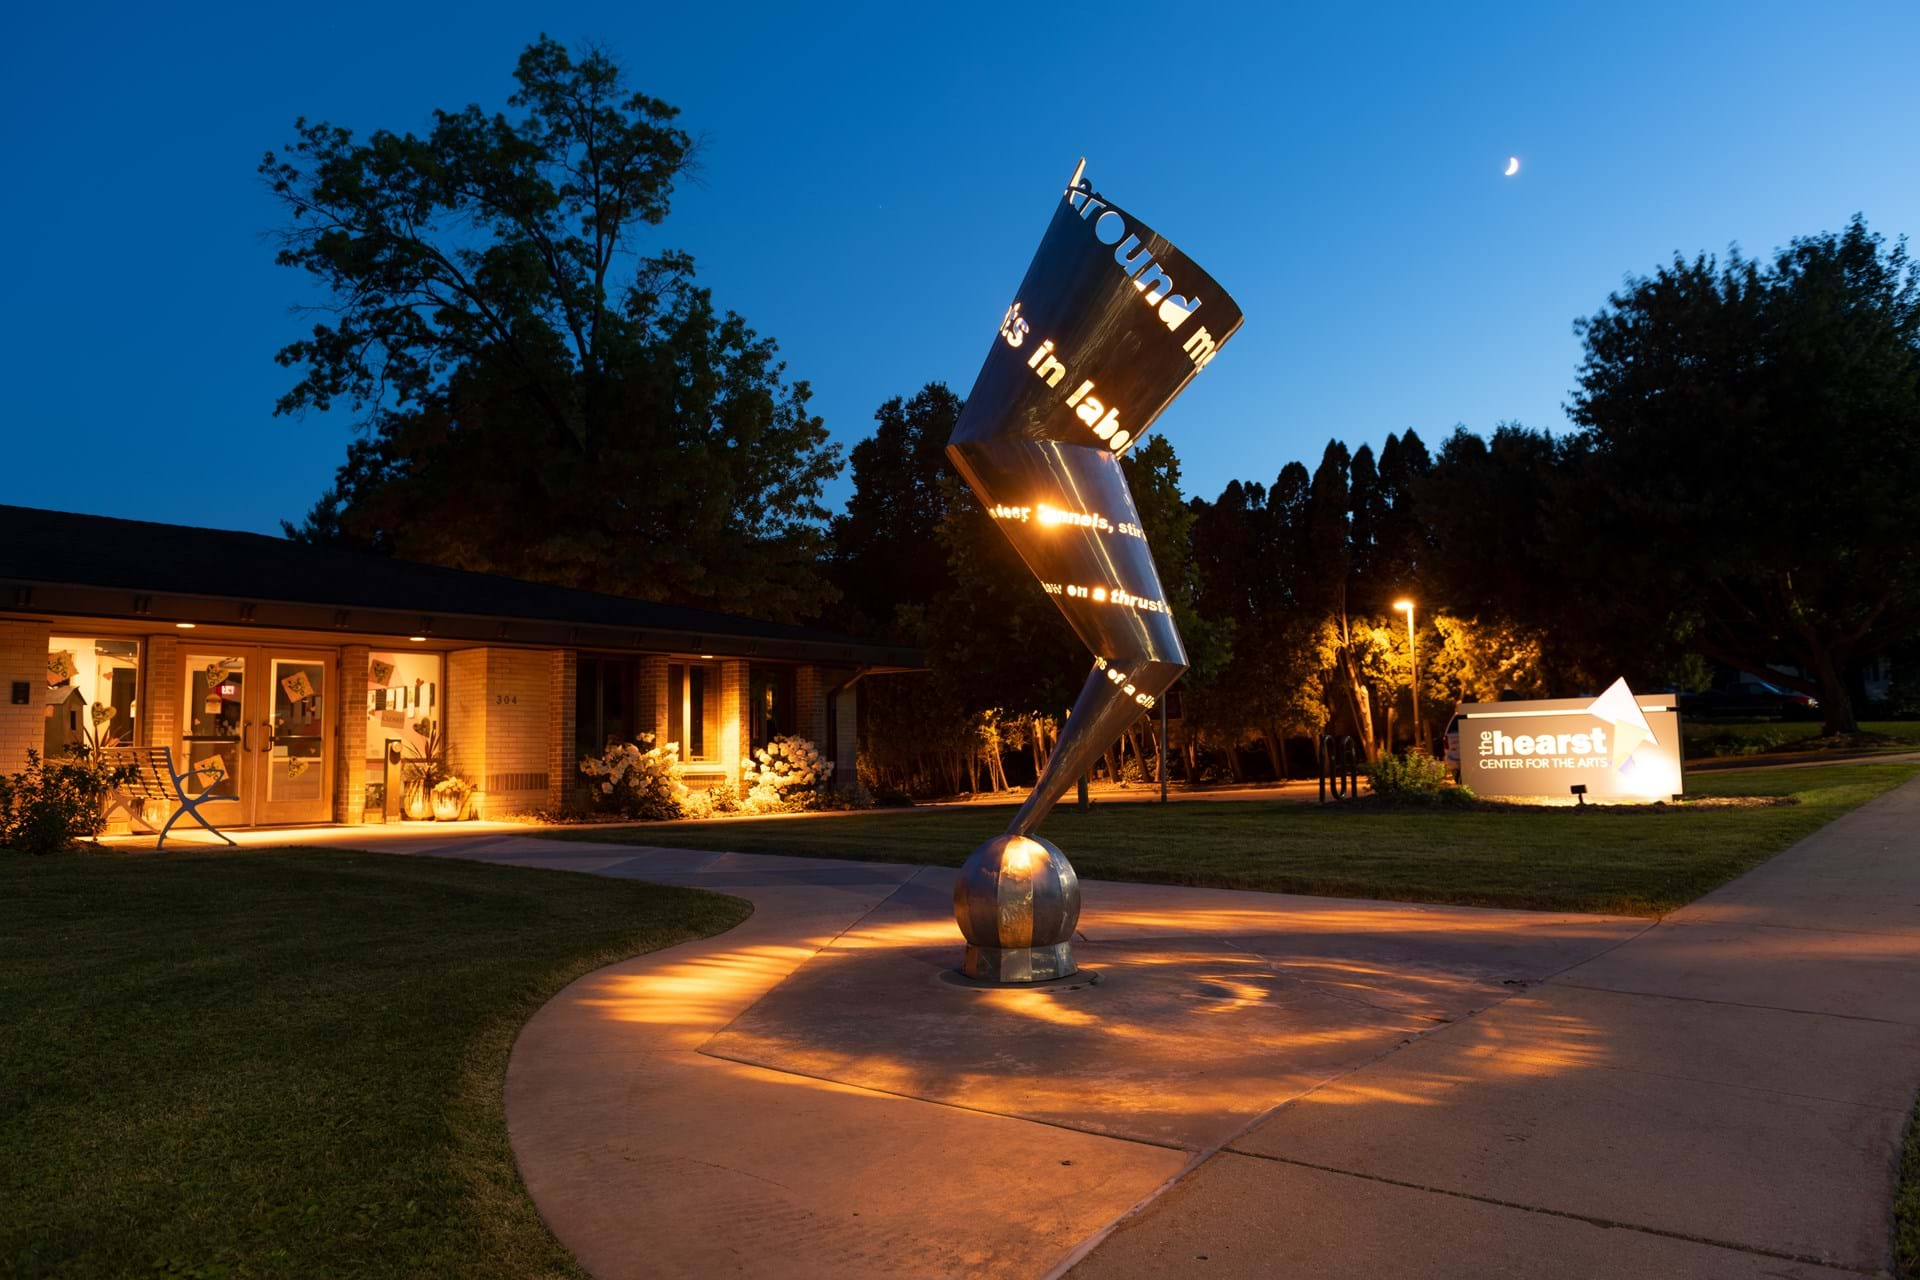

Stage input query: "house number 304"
[{"left": 495, "top": 694, "right": 518, "bottom": 705}]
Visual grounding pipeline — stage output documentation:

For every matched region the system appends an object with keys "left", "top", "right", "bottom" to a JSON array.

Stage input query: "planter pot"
[
  {"left": 431, "top": 791, "right": 465, "bottom": 822},
  {"left": 403, "top": 787, "right": 431, "bottom": 821}
]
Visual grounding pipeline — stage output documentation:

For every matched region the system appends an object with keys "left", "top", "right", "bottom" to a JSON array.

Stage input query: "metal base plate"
[{"left": 961, "top": 941, "right": 1076, "bottom": 985}]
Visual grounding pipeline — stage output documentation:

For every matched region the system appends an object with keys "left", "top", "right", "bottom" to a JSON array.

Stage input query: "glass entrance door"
[
  {"left": 183, "top": 654, "right": 248, "bottom": 822},
  {"left": 259, "top": 656, "right": 329, "bottom": 825},
  {"left": 181, "top": 648, "right": 334, "bottom": 827}
]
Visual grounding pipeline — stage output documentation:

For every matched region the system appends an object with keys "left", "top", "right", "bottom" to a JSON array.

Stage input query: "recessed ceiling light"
[
  {"left": 700, "top": 654, "right": 714, "bottom": 659},
  {"left": 408, "top": 636, "right": 427, "bottom": 643},
  {"left": 175, "top": 622, "right": 196, "bottom": 629}
]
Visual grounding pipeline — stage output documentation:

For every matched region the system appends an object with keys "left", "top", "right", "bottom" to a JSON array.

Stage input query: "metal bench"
[{"left": 98, "top": 746, "right": 237, "bottom": 849}]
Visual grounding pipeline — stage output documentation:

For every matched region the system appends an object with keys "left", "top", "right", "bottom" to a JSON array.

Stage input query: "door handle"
[{"left": 241, "top": 720, "right": 253, "bottom": 753}]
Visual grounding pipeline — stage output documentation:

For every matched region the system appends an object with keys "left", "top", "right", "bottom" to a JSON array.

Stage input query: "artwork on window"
[
  {"left": 366, "top": 651, "right": 443, "bottom": 766},
  {"left": 46, "top": 637, "right": 141, "bottom": 756},
  {"left": 280, "top": 670, "right": 316, "bottom": 702}
]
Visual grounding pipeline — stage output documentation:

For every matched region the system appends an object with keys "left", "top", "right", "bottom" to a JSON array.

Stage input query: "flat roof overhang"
[{"left": 2, "top": 578, "right": 923, "bottom": 671}]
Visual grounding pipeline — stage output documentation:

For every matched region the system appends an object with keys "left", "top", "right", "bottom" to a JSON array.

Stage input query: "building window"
[
  {"left": 667, "top": 662, "right": 719, "bottom": 762},
  {"left": 45, "top": 637, "right": 140, "bottom": 757},
  {"left": 576, "top": 657, "right": 646, "bottom": 756},
  {"left": 749, "top": 665, "right": 796, "bottom": 749},
  {"left": 365, "top": 649, "right": 443, "bottom": 772}
]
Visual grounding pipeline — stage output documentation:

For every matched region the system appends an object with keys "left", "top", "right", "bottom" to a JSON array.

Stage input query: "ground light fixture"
[
  {"left": 944, "top": 159, "right": 1244, "bottom": 983},
  {"left": 1571, "top": 784, "right": 1589, "bottom": 807}
]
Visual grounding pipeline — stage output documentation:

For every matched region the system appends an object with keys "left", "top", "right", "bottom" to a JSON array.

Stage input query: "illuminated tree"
[{"left": 269, "top": 37, "right": 841, "bottom": 621}]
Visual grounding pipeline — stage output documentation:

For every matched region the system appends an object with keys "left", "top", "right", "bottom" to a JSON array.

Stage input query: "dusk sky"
[{"left": 4, "top": 0, "right": 1917, "bottom": 534}]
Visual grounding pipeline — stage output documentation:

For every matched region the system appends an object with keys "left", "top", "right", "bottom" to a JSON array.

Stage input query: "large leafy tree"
[
  {"left": 1568, "top": 216, "right": 1920, "bottom": 733},
  {"left": 267, "top": 37, "right": 842, "bottom": 621},
  {"left": 828, "top": 384, "right": 961, "bottom": 637}
]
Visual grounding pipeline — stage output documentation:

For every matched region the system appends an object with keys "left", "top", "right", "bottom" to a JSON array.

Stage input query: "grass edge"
[{"left": 1897, "top": 1087, "right": 1920, "bottom": 1279}]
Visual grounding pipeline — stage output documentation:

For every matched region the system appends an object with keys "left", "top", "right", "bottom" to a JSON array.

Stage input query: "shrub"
[
  {"left": 741, "top": 736, "right": 834, "bottom": 814},
  {"left": 0, "top": 750, "right": 113, "bottom": 854},
  {"left": 856, "top": 758, "right": 912, "bottom": 807},
  {"left": 1366, "top": 751, "right": 1476, "bottom": 806},
  {"left": 577, "top": 735, "right": 687, "bottom": 820}
]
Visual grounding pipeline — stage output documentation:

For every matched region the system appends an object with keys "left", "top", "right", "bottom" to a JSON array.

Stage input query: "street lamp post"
[{"left": 1394, "top": 599, "right": 1424, "bottom": 754}]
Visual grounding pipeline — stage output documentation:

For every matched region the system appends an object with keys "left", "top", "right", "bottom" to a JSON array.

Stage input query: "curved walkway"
[{"left": 399, "top": 774, "right": 1920, "bottom": 1278}]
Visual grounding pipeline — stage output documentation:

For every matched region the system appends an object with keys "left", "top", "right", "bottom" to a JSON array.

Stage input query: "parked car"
[{"left": 1679, "top": 679, "right": 1820, "bottom": 719}]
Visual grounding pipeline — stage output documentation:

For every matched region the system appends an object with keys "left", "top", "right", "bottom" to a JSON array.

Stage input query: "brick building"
[{"left": 0, "top": 506, "right": 917, "bottom": 828}]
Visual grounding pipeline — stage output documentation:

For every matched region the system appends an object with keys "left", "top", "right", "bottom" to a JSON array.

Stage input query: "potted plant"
[
  {"left": 402, "top": 717, "right": 447, "bottom": 820},
  {"left": 430, "top": 775, "right": 474, "bottom": 821}
]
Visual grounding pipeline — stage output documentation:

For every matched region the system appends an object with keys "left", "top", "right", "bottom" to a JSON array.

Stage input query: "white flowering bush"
[
  {"left": 741, "top": 735, "right": 834, "bottom": 813},
  {"left": 578, "top": 734, "right": 688, "bottom": 820}
]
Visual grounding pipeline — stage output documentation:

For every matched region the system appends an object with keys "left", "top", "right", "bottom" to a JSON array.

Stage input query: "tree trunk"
[
  {"left": 1811, "top": 651, "right": 1859, "bottom": 736},
  {"left": 1335, "top": 611, "right": 1378, "bottom": 761},
  {"left": 1261, "top": 729, "right": 1284, "bottom": 782}
]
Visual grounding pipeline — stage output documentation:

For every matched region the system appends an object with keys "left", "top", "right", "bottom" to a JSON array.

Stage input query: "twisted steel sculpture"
[{"left": 947, "top": 161, "right": 1243, "bottom": 982}]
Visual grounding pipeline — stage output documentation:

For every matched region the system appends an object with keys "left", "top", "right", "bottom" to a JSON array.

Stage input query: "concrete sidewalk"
[
  {"left": 394, "top": 773, "right": 1920, "bottom": 1279},
  {"left": 1076, "top": 774, "right": 1920, "bottom": 1278}
]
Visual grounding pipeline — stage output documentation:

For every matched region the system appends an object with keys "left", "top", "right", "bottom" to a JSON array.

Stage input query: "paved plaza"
[{"left": 384, "top": 776, "right": 1920, "bottom": 1278}]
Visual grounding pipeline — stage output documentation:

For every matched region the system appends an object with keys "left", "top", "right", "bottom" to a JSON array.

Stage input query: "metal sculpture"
[{"left": 947, "top": 161, "right": 1243, "bottom": 982}]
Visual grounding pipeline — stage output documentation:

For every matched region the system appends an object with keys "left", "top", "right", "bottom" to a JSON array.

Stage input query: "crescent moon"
[{"left": 1504, "top": 156, "right": 1520, "bottom": 177}]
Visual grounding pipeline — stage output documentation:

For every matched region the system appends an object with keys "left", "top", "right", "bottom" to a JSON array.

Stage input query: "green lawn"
[
  {"left": 1684, "top": 718, "right": 1920, "bottom": 758},
  {"left": 1900, "top": 1097, "right": 1920, "bottom": 1280},
  {"left": 554, "top": 762, "right": 1918, "bottom": 917},
  {"left": 0, "top": 848, "right": 750, "bottom": 1279}
]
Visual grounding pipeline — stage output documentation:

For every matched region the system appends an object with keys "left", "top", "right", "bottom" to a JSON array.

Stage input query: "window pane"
[
  {"left": 750, "top": 665, "right": 796, "bottom": 749},
  {"left": 183, "top": 654, "right": 244, "bottom": 800},
  {"left": 668, "top": 664, "right": 686, "bottom": 754},
  {"left": 365, "top": 650, "right": 444, "bottom": 771},
  {"left": 269, "top": 659, "right": 326, "bottom": 804},
  {"left": 688, "top": 665, "right": 706, "bottom": 759},
  {"left": 46, "top": 637, "right": 141, "bottom": 756},
  {"left": 604, "top": 660, "right": 630, "bottom": 746}
]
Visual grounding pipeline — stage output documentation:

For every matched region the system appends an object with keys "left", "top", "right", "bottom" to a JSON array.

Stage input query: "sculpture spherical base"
[
  {"left": 953, "top": 833, "right": 1081, "bottom": 984},
  {"left": 961, "top": 941, "right": 1077, "bottom": 984}
]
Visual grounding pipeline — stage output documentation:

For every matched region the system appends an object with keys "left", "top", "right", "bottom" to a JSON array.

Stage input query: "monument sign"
[{"left": 1453, "top": 679, "right": 1684, "bottom": 802}]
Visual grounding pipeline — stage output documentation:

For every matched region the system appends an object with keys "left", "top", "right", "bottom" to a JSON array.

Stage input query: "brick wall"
[
  {"left": 447, "top": 649, "right": 488, "bottom": 801},
  {"left": 0, "top": 619, "right": 52, "bottom": 774},
  {"left": 719, "top": 659, "right": 749, "bottom": 798},
  {"left": 334, "top": 644, "right": 371, "bottom": 823},
  {"left": 833, "top": 684, "right": 860, "bottom": 795},
  {"left": 547, "top": 650, "right": 575, "bottom": 811},
  {"left": 140, "top": 635, "right": 179, "bottom": 754},
  {"left": 638, "top": 655, "right": 666, "bottom": 745},
  {"left": 794, "top": 665, "right": 820, "bottom": 748},
  {"left": 446, "top": 647, "right": 553, "bottom": 818}
]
